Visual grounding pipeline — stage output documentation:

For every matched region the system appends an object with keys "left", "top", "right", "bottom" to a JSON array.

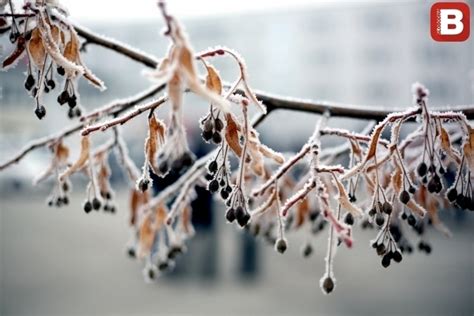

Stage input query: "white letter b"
[{"left": 440, "top": 9, "right": 464, "bottom": 35}]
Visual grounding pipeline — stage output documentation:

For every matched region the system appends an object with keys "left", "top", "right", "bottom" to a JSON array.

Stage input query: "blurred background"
[{"left": 0, "top": 0, "right": 473, "bottom": 315}]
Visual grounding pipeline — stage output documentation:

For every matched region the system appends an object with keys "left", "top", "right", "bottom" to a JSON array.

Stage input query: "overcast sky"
[{"left": 57, "top": 0, "right": 401, "bottom": 22}]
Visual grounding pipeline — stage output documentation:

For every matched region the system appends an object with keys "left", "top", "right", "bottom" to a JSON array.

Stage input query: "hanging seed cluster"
[{"left": 1, "top": 0, "right": 473, "bottom": 295}]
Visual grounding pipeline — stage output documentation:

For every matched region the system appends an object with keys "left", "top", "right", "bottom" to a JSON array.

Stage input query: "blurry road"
[{"left": 1, "top": 190, "right": 473, "bottom": 316}]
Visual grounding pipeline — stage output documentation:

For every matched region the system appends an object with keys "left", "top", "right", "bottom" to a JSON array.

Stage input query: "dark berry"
[
  {"left": 344, "top": 212, "right": 354, "bottom": 225},
  {"left": 92, "top": 197, "right": 101, "bottom": 210},
  {"left": 203, "top": 119, "right": 213, "bottom": 132},
  {"left": 208, "top": 161, "right": 218, "bottom": 173},
  {"left": 62, "top": 196, "right": 69, "bottom": 205},
  {"left": 157, "top": 261, "right": 169, "bottom": 271},
  {"left": 382, "top": 201, "right": 392, "bottom": 215},
  {"left": 322, "top": 277, "right": 334, "bottom": 294},
  {"left": 427, "top": 177, "right": 438, "bottom": 193},
  {"left": 275, "top": 238, "right": 287, "bottom": 254},
  {"left": 47, "top": 79, "right": 56, "bottom": 90},
  {"left": 309, "top": 211, "right": 320, "bottom": 222},
  {"left": 375, "top": 213, "right": 385, "bottom": 227},
  {"left": 214, "top": 118, "right": 224, "bottom": 131},
  {"left": 57, "top": 90, "right": 69, "bottom": 105},
  {"left": 368, "top": 208, "right": 376, "bottom": 217},
  {"left": 392, "top": 251, "right": 402, "bottom": 263},
  {"left": 208, "top": 180, "right": 219, "bottom": 193},
  {"left": 220, "top": 189, "right": 229, "bottom": 200},
  {"left": 68, "top": 95, "right": 77, "bottom": 108},
  {"left": 225, "top": 208, "right": 236, "bottom": 223},
  {"left": 407, "top": 214, "right": 416, "bottom": 226},
  {"left": 381, "top": 253, "right": 391, "bottom": 268},
  {"left": 401, "top": 212, "right": 407, "bottom": 220},
  {"left": 57, "top": 66, "right": 65, "bottom": 76},
  {"left": 237, "top": 212, "right": 250, "bottom": 227},
  {"left": 302, "top": 243, "right": 313, "bottom": 258},
  {"left": 376, "top": 243, "right": 386, "bottom": 256},
  {"left": 35, "top": 105, "right": 46, "bottom": 120},
  {"left": 417, "top": 162, "right": 427, "bottom": 177},
  {"left": 158, "top": 160, "right": 169, "bottom": 174},
  {"left": 409, "top": 186, "right": 416, "bottom": 194},
  {"left": 182, "top": 152, "right": 194, "bottom": 167},
  {"left": 447, "top": 188, "right": 457, "bottom": 202},
  {"left": 202, "top": 130, "right": 213, "bottom": 141},
  {"left": 212, "top": 132, "right": 222, "bottom": 144},
  {"left": 127, "top": 247, "right": 136, "bottom": 258},
  {"left": 83, "top": 201, "right": 92, "bottom": 213},
  {"left": 24, "top": 74, "right": 35, "bottom": 91},
  {"left": 399, "top": 190, "right": 410, "bottom": 204},
  {"left": 138, "top": 178, "right": 149, "bottom": 192}
]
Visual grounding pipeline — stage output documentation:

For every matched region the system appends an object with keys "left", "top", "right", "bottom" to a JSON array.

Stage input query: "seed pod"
[
  {"left": 376, "top": 243, "right": 386, "bottom": 256},
  {"left": 399, "top": 190, "right": 410, "bottom": 204},
  {"left": 57, "top": 66, "right": 65, "bottom": 76},
  {"left": 202, "top": 130, "right": 213, "bottom": 141},
  {"left": 35, "top": 105, "right": 46, "bottom": 120},
  {"left": 417, "top": 162, "right": 427, "bottom": 177},
  {"left": 392, "top": 251, "right": 402, "bottom": 263},
  {"left": 208, "top": 161, "right": 218, "bottom": 174},
  {"left": 382, "top": 201, "right": 392, "bottom": 215},
  {"left": 344, "top": 212, "right": 354, "bottom": 225},
  {"left": 375, "top": 213, "right": 385, "bottom": 226},
  {"left": 237, "top": 211, "right": 250, "bottom": 227},
  {"left": 57, "top": 90, "right": 69, "bottom": 105},
  {"left": 220, "top": 189, "right": 229, "bottom": 200},
  {"left": 214, "top": 118, "right": 224, "bottom": 131},
  {"left": 47, "top": 79, "right": 56, "bottom": 90},
  {"left": 407, "top": 214, "right": 416, "bottom": 226},
  {"left": 381, "top": 253, "right": 391, "bottom": 268},
  {"left": 275, "top": 238, "right": 287, "bottom": 254},
  {"left": 138, "top": 178, "right": 150, "bottom": 192},
  {"left": 24, "top": 74, "right": 35, "bottom": 91},
  {"left": 321, "top": 276, "right": 334, "bottom": 294},
  {"left": 212, "top": 132, "right": 222, "bottom": 144},
  {"left": 92, "top": 197, "right": 101, "bottom": 210},
  {"left": 225, "top": 208, "right": 236, "bottom": 223},
  {"left": 83, "top": 201, "right": 92, "bottom": 213},
  {"left": 203, "top": 118, "right": 213, "bottom": 132},
  {"left": 301, "top": 243, "right": 313, "bottom": 258},
  {"left": 68, "top": 95, "right": 77, "bottom": 108},
  {"left": 208, "top": 180, "right": 219, "bottom": 193}
]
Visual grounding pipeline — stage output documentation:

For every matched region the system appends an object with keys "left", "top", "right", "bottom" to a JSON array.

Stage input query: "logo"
[{"left": 431, "top": 2, "right": 470, "bottom": 42}]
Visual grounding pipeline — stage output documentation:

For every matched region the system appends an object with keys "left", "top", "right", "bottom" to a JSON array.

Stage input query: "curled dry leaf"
[
  {"left": 2, "top": 36, "right": 26, "bottom": 68},
  {"left": 28, "top": 28, "right": 46, "bottom": 68},
  {"left": 58, "top": 136, "right": 90, "bottom": 181},
  {"left": 439, "top": 126, "right": 461, "bottom": 165},
  {"left": 295, "top": 196, "right": 310, "bottom": 228},
  {"left": 463, "top": 125, "right": 474, "bottom": 171},
  {"left": 138, "top": 213, "right": 155, "bottom": 258},
  {"left": 145, "top": 114, "right": 166, "bottom": 173},
  {"left": 205, "top": 64, "right": 222, "bottom": 95},
  {"left": 130, "top": 189, "right": 150, "bottom": 226},
  {"left": 225, "top": 113, "right": 242, "bottom": 157}
]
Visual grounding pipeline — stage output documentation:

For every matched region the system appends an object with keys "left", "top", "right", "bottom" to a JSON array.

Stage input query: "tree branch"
[{"left": 67, "top": 20, "right": 474, "bottom": 120}]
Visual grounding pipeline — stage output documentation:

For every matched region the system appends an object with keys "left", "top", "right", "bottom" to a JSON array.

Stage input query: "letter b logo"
[{"left": 431, "top": 2, "right": 470, "bottom": 42}]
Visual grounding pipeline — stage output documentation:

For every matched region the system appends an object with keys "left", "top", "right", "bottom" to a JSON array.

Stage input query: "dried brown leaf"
[
  {"left": 2, "top": 36, "right": 26, "bottom": 68},
  {"left": 205, "top": 64, "right": 222, "bottom": 95},
  {"left": 58, "top": 136, "right": 90, "bottom": 181},
  {"left": 225, "top": 113, "right": 242, "bottom": 157},
  {"left": 28, "top": 28, "right": 46, "bottom": 68}
]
